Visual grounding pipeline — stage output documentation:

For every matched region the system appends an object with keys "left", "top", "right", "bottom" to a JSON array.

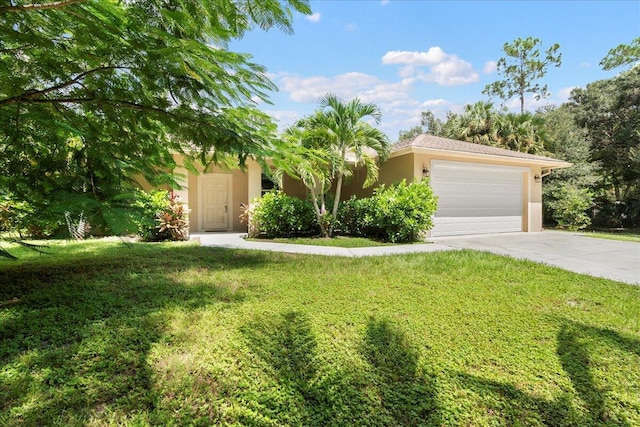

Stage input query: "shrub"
[
  {"left": 157, "top": 192, "right": 190, "bottom": 241},
  {"left": 249, "top": 191, "right": 317, "bottom": 238},
  {"left": 372, "top": 179, "right": 438, "bottom": 243},
  {"left": 0, "top": 193, "right": 64, "bottom": 238},
  {"left": 547, "top": 185, "right": 592, "bottom": 230},
  {"left": 131, "top": 190, "right": 189, "bottom": 241},
  {"left": 337, "top": 196, "right": 377, "bottom": 237},
  {"left": 338, "top": 180, "right": 438, "bottom": 243}
]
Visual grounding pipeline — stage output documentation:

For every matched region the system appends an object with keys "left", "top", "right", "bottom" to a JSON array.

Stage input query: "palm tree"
[
  {"left": 495, "top": 112, "right": 545, "bottom": 154},
  {"left": 286, "top": 94, "right": 390, "bottom": 237},
  {"left": 314, "top": 94, "right": 390, "bottom": 218},
  {"left": 445, "top": 101, "right": 498, "bottom": 145}
]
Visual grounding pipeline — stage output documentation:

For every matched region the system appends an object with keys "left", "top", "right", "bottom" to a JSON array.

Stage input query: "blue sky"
[{"left": 230, "top": 0, "right": 640, "bottom": 141}]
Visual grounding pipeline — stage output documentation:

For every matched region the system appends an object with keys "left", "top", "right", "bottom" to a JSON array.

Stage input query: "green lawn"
[
  {"left": 246, "top": 235, "right": 417, "bottom": 248},
  {"left": 579, "top": 230, "right": 640, "bottom": 243},
  {"left": 1, "top": 240, "right": 639, "bottom": 426}
]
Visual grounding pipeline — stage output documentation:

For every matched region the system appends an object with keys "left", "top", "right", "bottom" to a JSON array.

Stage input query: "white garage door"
[{"left": 430, "top": 160, "right": 524, "bottom": 237}]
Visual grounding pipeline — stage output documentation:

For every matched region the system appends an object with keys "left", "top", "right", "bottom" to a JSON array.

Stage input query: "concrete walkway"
[
  {"left": 191, "top": 232, "right": 454, "bottom": 257},
  {"left": 192, "top": 231, "right": 639, "bottom": 285},
  {"left": 431, "top": 230, "right": 640, "bottom": 285}
]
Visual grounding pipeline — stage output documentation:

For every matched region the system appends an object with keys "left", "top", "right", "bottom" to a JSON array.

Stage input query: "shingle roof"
[{"left": 392, "top": 134, "right": 565, "bottom": 163}]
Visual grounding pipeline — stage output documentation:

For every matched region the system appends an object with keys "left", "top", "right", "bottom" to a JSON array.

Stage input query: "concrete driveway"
[{"left": 431, "top": 230, "right": 640, "bottom": 285}]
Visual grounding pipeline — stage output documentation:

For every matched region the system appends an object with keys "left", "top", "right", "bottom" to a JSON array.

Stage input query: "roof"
[{"left": 391, "top": 134, "right": 571, "bottom": 168}]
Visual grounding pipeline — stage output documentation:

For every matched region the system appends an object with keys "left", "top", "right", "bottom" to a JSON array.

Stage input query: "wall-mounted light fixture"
[
  {"left": 422, "top": 164, "right": 430, "bottom": 177},
  {"left": 534, "top": 174, "right": 541, "bottom": 183}
]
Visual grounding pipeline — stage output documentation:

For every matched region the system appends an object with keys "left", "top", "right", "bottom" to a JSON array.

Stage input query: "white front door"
[{"left": 201, "top": 174, "right": 231, "bottom": 231}]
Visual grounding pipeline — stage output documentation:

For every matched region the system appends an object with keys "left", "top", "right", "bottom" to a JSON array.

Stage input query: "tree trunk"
[
  {"left": 331, "top": 148, "right": 347, "bottom": 221},
  {"left": 309, "top": 178, "right": 329, "bottom": 238}
]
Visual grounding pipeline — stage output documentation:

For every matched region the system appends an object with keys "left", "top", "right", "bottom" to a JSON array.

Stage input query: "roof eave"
[{"left": 390, "top": 146, "right": 572, "bottom": 169}]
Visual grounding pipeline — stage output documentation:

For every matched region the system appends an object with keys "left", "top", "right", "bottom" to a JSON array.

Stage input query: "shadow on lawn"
[
  {"left": 453, "top": 318, "right": 638, "bottom": 426},
  {"left": 0, "top": 244, "right": 270, "bottom": 426},
  {"left": 242, "top": 313, "right": 441, "bottom": 426}
]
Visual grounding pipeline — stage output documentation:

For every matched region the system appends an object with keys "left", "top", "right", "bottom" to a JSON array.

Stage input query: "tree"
[
  {"left": 398, "top": 111, "right": 444, "bottom": 141},
  {"left": 444, "top": 101, "right": 498, "bottom": 144},
  {"left": 399, "top": 102, "right": 546, "bottom": 154},
  {"left": 538, "top": 105, "right": 598, "bottom": 229},
  {"left": 284, "top": 94, "right": 390, "bottom": 237},
  {"left": 600, "top": 37, "right": 640, "bottom": 70},
  {"left": 570, "top": 66, "right": 640, "bottom": 227},
  {"left": 483, "top": 36, "right": 561, "bottom": 113},
  {"left": 0, "top": 0, "right": 311, "bottom": 236},
  {"left": 494, "top": 112, "right": 545, "bottom": 154}
]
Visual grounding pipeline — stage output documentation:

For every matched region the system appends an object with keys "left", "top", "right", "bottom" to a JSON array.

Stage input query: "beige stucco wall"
[
  {"left": 379, "top": 151, "right": 547, "bottom": 234},
  {"left": 164, "top": 155, "right": 261, "bottom": 233},
  {"left": 282, "top": 174, "right": 308, "bottom": 199},
  {"left": 148, "top": 148, "right": 551, "bottom": 235}
]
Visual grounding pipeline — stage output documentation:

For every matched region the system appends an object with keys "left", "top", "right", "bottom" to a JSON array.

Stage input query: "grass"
[
  {"left": 245, "top": 235, "right": 411, "bottom": 248},
  {"left": 578, "top": 229, "right": 640, "bottom": 243},
  {"left": 1, "top": 239, "right": 639, "bottom": 426}
]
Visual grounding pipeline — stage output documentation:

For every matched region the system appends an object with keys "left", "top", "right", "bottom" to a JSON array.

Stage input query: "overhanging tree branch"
[
  {"left": 0, "top": 0, "right": 85, "bottom": 13},
  {"left": 0, "top": 66, "right": 131, "bottom": 106}
]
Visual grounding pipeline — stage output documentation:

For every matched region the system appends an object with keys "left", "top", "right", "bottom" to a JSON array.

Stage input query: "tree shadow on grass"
[
  {"left": 557, "top": 323, "right": 607, "bottom": 422},
  {"left": 451, "top": 318, "right": 637, "bottom": 426},
  {"left": 241, "top": 311, "right": 342, "bottom": 426},
  {"left": 241, "top": 313, "right": 440, "bottom": 426},
  {"left": 556, "top": 320, "right": 638, "bottom": 426},
  {"left": 452, "top": 370, "right": 576, "bottom": 425},
  {"left": 361, "top": 318, "right": 441, "bottom": 426},
  {"left": 0, "top": 244, "right": 270, "bottom": 426}
]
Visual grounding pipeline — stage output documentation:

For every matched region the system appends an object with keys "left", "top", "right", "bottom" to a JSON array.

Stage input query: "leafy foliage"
[
  {"left": 538, "top": 105, "right": 598, "bottom": 228},
  {"left": 249, "top": 191, "right": 317, "bottom": 238},
  {"left": 600, "top": 37, "right": 640, "bottom": 70},
  {"left": 283, "top": 94, "right": 390, "bottom": 237},
  {"left": 370, "top": 179, "right": 438, "bottom": 243},
  {"left": 571, "top": 66, "right": 640, "bottom": 227},
  {"left": 483, "top": 36, "right": 561, "bottom": 113},
  {"left": 337, "top": 196, "right": 378, "bottom": 238},
  {"left": 404, "top": 102, "right": 547, "bottom": 154},
  {"left": 156, "top": 192, "right": 190, "bottom": 241},
  {"left": 338, "top": 179, "right": 438, "bottom": 243},
  {"left": 0, "top": 0, "right": 311, "bottom": 232},
  {"left": 398, "top": 111, "right": 445, "bottom": 141},
  {"left": 131, "top": 189, "right": 189, "bottom": 241},
  {"left": 547, "top": 186, "right": 593, "bottom": 230}
]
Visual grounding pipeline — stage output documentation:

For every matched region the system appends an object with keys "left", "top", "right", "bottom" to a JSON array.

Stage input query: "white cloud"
[
  {"left": 305, "top": 12, "right": 321, "bottom": 22},
  {"left": 382, "top": 47, "right": 479, "bottom": 86},
  {"left": 267, "top": 110, "right": 301, "bottom": 123},
  {"left": 556, "top": 86, "right": 576, "bottom": 101},
  {"left": 277, "top": 72, "right": 382, "bottom": 103},
  {"left": 381, "top": 0, "right": 390, "bottom": 5},
  {"left": 579, "top": 62, "right": 591, "bottom": 68},
  {"left": 382, "top": 47, "right": 447, "bottom": 66},
  {"left": 416, "top": 57, "right": 479, "bottom": 86},
  {"left": 483, "top": 60, "right": 497, "bottom": 74},
  {"left": 420, "top": 99, "right": 448, "bottom": 108}
]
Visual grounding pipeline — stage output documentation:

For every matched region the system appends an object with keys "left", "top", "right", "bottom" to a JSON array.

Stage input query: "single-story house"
[{"left": 169, "top": 134, "right": 571, "bottom": 237}]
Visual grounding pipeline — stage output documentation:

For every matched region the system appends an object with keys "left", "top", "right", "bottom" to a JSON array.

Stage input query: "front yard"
[{"left": 1, "top": 240, "right": 638, "bottom": 426}]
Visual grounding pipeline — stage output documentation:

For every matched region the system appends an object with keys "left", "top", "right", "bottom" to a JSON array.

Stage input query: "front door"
[{"left": 201, "top": 174, "right": 231, "bottom": 230}]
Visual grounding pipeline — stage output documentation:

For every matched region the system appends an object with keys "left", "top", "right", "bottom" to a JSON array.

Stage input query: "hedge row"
[{"left": 249, "top": 180, "right": 438, "bottom": 243}]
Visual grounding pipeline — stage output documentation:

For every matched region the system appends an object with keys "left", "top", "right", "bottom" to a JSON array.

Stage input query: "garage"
[{"left": 430, "top": 160, "right": 525, "bottom": 237}]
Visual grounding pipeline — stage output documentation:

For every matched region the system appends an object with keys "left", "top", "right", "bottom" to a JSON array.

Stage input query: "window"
[{"left": 261, "top": 172, "right": 279, "bottom": 195}]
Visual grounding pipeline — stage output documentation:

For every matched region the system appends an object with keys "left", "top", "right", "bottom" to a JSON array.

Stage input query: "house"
[{"left": 171, "top": 134, "right": 571, "bottom": 237}]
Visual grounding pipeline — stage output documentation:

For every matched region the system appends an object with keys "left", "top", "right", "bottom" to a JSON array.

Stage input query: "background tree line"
[{"left": 398, "top": 37, "right": 640, "bottom": 230}]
